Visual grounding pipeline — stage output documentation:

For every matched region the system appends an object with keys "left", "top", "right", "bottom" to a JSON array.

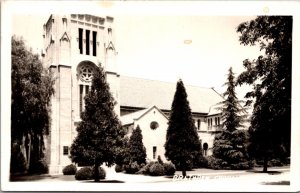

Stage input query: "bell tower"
[
  {"left": 42, "top": 14, "right": 120, "bottom": 174},
  {"left": 104, "top": 16, "right": 120, "bottom": 116}
]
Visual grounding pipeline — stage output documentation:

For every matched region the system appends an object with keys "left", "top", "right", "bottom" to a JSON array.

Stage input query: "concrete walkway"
[{"left": 8, "top": 166, "right": 292, "bottom": 192}]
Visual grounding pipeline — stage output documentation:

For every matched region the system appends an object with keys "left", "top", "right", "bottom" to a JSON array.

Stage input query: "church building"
[{"left": 42, "top": 14, "right": 224, "bottom": 174}]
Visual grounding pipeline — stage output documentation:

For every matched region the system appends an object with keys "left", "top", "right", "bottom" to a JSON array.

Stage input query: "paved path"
[{"left": 8, "top": 166, "right": 293, "bottom": 191}]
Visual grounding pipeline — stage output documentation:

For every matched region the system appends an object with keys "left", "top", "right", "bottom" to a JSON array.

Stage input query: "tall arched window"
[{"left": 77, "top": 61, "right": 96, "bottom": 116}]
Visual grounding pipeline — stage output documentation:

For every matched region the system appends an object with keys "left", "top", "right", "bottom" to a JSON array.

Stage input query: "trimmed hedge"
[
  {"left": 124, "top": 161, "right": 141, "bottom": 174},
  {"left": 163, "top": 163, "right": 176, "bottom": 176},
  {"left": 75, "top": 166, "right": 106, "bottom": 180},
  {"left": 137, "top": 161, "right": 156, "bottom": 175},
  {"left": 62, "top": 164, "right": 77, "bottom": 175},
  {"left": 75, "top": 167, "right": 93, "bottom": 180},
  {"left": 149, "top": 163, "right": 165, "bottom": 176}
]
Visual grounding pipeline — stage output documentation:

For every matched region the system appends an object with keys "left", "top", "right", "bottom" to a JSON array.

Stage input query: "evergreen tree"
[
  {"left": 236, "top": 16, "right": 292, "bottom": 172},
  {"left": 165, "top": 79, "right": 202, "bottom": 176},
  {"left": 70, "top": 64, "right": 126, "bottom": 182},
  {"left": 213, "top": 67, "right": 250, "bottom": 169},
  {"left": 128, "top": 125, "right": 147, "bottom": 165},
  {"left": 11, "top": 36, "right": 54, "bottom": 174}
]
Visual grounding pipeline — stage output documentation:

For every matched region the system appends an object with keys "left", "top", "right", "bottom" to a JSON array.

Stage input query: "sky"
[{"left": 9, "top": 1, "right": 264, "bottom": 100}]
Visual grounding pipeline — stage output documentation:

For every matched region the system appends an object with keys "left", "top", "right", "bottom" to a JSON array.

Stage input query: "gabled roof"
[
  {"left": 121, "top": 105, "right": 168, "bottom": 126},
  {"left": 120, "top": 76, "right": 224, "bottom": 114}
]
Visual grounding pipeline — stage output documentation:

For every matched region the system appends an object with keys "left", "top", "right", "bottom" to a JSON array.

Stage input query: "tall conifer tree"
[
  {"left": 128, "top": 125, "right": 146, "bottom": 165},
  {"left": 165, "top": 79, "right": 202, "bottom": 176},
  {"left": 213, "top": 67, "right": 250, "bottom": 169},
  {"left": 70, "top": 64, "right": 126, "bottom": 182}
]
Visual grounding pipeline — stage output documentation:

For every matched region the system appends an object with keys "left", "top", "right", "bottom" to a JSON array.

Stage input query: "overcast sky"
[{"left": 9, "top": 1, "right": 266, "bottom": 100}]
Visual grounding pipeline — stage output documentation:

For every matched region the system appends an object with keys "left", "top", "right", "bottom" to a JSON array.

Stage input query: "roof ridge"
[{"left": 120, "top": 75, "right": 215, "bottom": 90}]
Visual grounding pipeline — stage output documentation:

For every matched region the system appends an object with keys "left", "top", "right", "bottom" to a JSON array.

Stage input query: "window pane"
[
  {"left": 63, "top": 146, "right": 69, "bottom": 155},
  {"left": 80, "top": 85, "right": 83, "bottom": 114},
  {"left": 93, "top": 31, "right": 97, "bottom": 56},
  {"left": 86, "top": 30, "right": 90, "bottom": 55},
  {"left": 153, "top": 146, "right": 157, "bottom": 159},
  {"left": 79, "top": 28, "right": 83, "bottom": 54}
]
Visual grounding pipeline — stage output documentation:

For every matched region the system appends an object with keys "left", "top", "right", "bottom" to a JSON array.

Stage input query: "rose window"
[{"left": 79, "top": 65, "right": 93, "bottom": 82}]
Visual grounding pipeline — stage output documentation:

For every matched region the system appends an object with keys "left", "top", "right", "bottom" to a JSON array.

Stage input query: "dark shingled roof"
[{"left": 119, "top": 76, "right": 224, "bottom": 114}]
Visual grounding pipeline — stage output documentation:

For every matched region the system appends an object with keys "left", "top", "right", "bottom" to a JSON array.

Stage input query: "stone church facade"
[{"left": 42, "top": 14, "right": 224, "bottom": 174}]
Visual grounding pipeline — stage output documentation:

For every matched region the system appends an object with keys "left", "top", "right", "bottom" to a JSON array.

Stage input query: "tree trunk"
[
  {"left": 182, "top": 169, "right": 187, "bottom": 177},
  {"left": 263, "top": 155, "right": 268, "bottom": 172},
  {"left": 25, "top": 134, "right": 31, "bottom": 170},
  {"left": 94, "top": 161, "right": 100, "bottom": 182}
]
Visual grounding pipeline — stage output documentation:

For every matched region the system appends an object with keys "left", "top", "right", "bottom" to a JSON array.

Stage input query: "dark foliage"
[
  {"left": 10, "top": 142, "right": 27, "bottom": 173},
  {"left": 124, "top": 161, "right": 141, "bottom": 174},
  {"left": 11, "top": 36, "right": 54, "bottom": 174},
  {"left": 213, "top": 67, "right": 251, "bottom": 169},
  {"left": 165, "top": 79, "right": 203, "bottom": 176},
  {"left": 115, "top": 164, "right": 123, "bottom": 173},
  {"left": 62, "top": 164, "right": 77, "bottom": 175},
  {"left": 28, "top": 159, "right": 48, "bottom": 174},
  {"left": 236, "top": 16, "right": 292, "bottom": 172},
  {"left": 128, "top": 125, "right": 147, "bottom": 165},
  {"left": 149, "top": 163, "right": 165, "bottom": 176},
  {"left": 70, "top": 64, "right": 126, "bottom": 181},
  {"left": 137, "top": 161, "right": 156, "bottom": 175},
  {"left": 75, "top": 167, "right": 93, "bottom": 180},
  {"left": 157, "top": 155, "right": 164, "bottom": 165},
  {"left": 163, "top": 162, "right": 176, "bottom": 176}
]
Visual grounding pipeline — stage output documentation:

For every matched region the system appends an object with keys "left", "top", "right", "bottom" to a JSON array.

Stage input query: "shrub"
[
  {"left": 115, "top": 164, "right": 123, "bottom": 173},
  {"left": 139, "top": 161, "right": 156, "bottom": 174},
  {"left": 269, "top": 159, "right": 284, "bottom": 167},
  {"left": 124, "top": 161, "right": 140, "bottom": 174},
  {"left": 230, "top": 161, "right": 253, "bottom": 170},
  {"left": 62, "top": 164, "right": 77, "bottom": 175},
  {"left": 91, "top": 166, "right": 106, "bottom": 179},
  {"left": 174, "top": 159, "right": 193, "bottom": 171},
  {"left": 149, "top": 163, "right": 165, "bottom": 176},
  {"left": 75, "top": 167, "right": 93, "bottom": 180},
  {"left": 29, "top": 159, "right": 48, "bottom": 174},
  {"left": 206, "top": 156, "right": 227, "bottom": 170},
  {"left": 193, "top": 155, "right": 208, "bottom": 168},
  {"left": 157, "top": 155, "right": 164, "bottom": 165},
  {"left": 163, "top": 162, "right": 176, "bottom": 176}
]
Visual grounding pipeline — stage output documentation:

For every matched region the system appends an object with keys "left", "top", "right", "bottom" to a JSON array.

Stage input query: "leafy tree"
[
  {"left": 11, "top": 36, "right": 54, "bottom": 174},
  {"left": 165, "top": 79, "right": 202, "bottom": 176},
  {"left": 70, "top": 64, "right": 126, "bottom": 182},
  {"left": 236, "top": 16, "right": 292, "bottom": 172},
  {"left": 212, "top": 67, "right": 250, "bottom": 169},
  {"left": 128, "top": 125, "right": 147, "bottom": 165}
]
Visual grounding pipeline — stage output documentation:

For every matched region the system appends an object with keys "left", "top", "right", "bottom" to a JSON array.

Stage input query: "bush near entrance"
[
  {"left": 75, "top": 166, "right": 106, "bottom": 180},
  {"left": 62, "top": 164, "right": 77, "bottom": 175}
]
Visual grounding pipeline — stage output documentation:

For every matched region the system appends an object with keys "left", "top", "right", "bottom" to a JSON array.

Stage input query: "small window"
[
  {"left": 197, "top": 119, "right": 201, "bottom": 130},
  {"left": 63, "top": 146, "right": 69, "bottom": 155},
  {"left": 153, "top": 146, "right": 157, "bottom": 159},
  {"left": 215, "top": 117, "right": 217, "bottom": 125},
  {"left": 150, "top": 121, "right": 159, "bottom": 130}
]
